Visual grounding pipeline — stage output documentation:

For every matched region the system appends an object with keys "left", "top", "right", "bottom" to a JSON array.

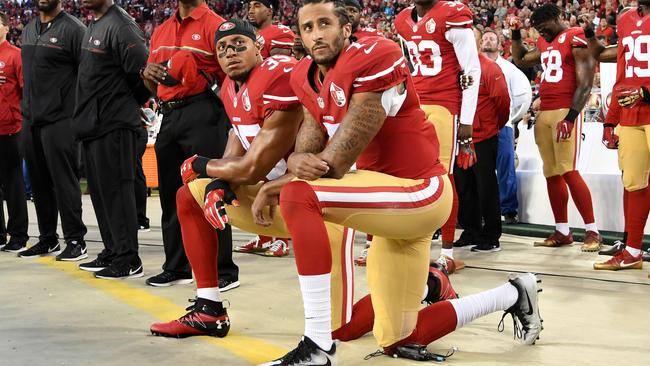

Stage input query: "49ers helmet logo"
[
  {"left": 242, "top": 88, "right": 251, "bottom": 111},
  {"left": 329, "top": 82, "right": 347, "bottom": 107},
  {"left": 219, "top": 22, "right": 236, "bottom": 31}
]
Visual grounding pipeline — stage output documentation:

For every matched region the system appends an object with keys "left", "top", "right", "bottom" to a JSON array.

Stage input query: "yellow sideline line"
[{"left": 36, "top": 257, "right": 287, "bottom": 365}]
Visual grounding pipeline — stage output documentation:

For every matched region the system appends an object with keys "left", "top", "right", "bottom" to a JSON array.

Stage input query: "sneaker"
[
  {"left": 263, "top": 239, "right": 290, "bottom": 257},
  {"left": 643, "top": 250, "right": 650, "bottom": 263},
  {"left": 581, "top": 231, "right": 603, "bottom": 252},
  {"left": 234, "top": 235, "right": 271, "bottom": 253},
  {"left": 471, "top": 243, "right": 501, "bottom": 252},
  {"left": 146, "top": 271, "right": 194, "bottom": 287},
  {"left": 56, "top": 240, "right": 88, "bottom": 261},
  {"left": 593, "top": 250, "right": 643, "bottom": 271},
  {"left": 150, "top": 298, "right": 230, "bottom": 338},
  {"left": 452, "top": 238, "right": 474, "bottom": 248},
  {"left": 434, "top": 254, "right": 465, "bottom": 274},
  {"left": 139, "top": 225, "right": 151, "bottom": 233},
  {"left": 533, "top": 231, "right": 573, "bottom": 247},
  {"left": 423, "top": 265, "right": 458, "bottom": 305},
  {"left": 504, "top": 213, "right": 519, "bottom": 225},
  {"left": 498, "top": 273, "right": 543, "bottom": 345},
  {"left": 79, "top": 257, "right": 112, "bottom": 272},
  {"left": 260, "top": 336, "right": 335, "bottom": 366},
  {"left": 598, "top": 240, "right": 625, "bottom": 256},
  {"left": 1, "top": 241, "right": 26, "bottom": 253},
  {"left": 18, "top": 241, "right": 60, "bottom": 258},
  {"left": 384, "top": 344, "right": 452, "bottom": 362},
  {"left": 218, "top": 278, "right": 240, "bottom": 292},
  {"left": 0, "top": 236, "right": 7, "bottom": 250},
  {"left": 354, "top": 246, "right": 369, "bottom": 266},
  {"left": 95, "top": 262, "right": 144, "bottom": 280}
]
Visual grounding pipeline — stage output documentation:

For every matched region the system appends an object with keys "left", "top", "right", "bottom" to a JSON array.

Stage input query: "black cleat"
[{"left": 260, "top": 336, "right": 335, "bottom": 366}]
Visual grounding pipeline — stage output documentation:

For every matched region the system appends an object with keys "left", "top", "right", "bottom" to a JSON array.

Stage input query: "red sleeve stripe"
[{"left": 353, "top": 56, "right": 406, "bottom": 83}]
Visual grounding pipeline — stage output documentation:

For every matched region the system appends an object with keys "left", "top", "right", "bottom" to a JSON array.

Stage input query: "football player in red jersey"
[
  {"left": 584, "top": 4, "right": 650, "bottom": 274},
  {"left": 261, "top": 1, "right": 543, "bottom": 364},
  {"left": 395, "top": 0, "right": 481, "bottom": 272},
  {"left": 242, "top": 0, "right": 296, "bottom": 255},
  {"left": 511, "top": 4, "right": 603, "bottom": 252},
  {"left": 248, "top": 0, "right": 295, "bottom": 59},
  {"left": 344, "top": 0, "right": 383, "bottom": 40}
]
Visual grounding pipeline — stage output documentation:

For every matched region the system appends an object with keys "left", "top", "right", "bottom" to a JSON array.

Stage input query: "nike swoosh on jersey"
[
  {"left": 283, "top": 67, "right": 294, "bottom": 72},
  {"left": 364, "top": 42, "right": 378, "bottom": 54}
]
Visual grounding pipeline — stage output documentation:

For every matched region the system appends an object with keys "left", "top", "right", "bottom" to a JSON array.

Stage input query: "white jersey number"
[
  {"left": 622, "top": 35, "right": 650, "bottom": 78},
  {"left": 540, "top": 50, "right": 563, "bottom": 83},
  {"left": 403, "top": 39, "right": 442, "bottom": 76},
  {"left": 262, "top": 55, "right": 293, "bottom": 71}
]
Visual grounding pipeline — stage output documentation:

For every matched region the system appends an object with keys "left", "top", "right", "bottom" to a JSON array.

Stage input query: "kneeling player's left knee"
[{"left": 279, "top": 181, "right": 320, "bottom": 214}]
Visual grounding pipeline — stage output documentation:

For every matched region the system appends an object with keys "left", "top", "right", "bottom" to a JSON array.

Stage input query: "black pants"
[
  {"left": 454, "top": 135, "right": 502, "bottom": 244},
  {"left": 135, "top": 127, "right": 149, "bottom": 228},
  {"left": 84, "top": 129, "right": 139, "bottom": 267},
  {"left": 155, "top": 96, "right": 236, "bottom": 280},
  {"left": 0, "top": 134, "right": 28, "bottom": 245},
  {"left": 23, "top": 119, "right": 86, "bottom": 243}
]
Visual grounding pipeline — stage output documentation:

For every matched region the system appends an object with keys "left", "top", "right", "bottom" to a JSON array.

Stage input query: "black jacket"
[
  {"left": 73, "top": 5, "right": 150, "bottom": 141},
  {"left": 21, "top": 11, "right": 85, "bottom": 126}
]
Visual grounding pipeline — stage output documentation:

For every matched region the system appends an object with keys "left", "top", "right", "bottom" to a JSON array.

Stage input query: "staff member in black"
[
  {"left": 74, "top": 0, "right": 150, "bottom": 279},
  {"left": 19, "top": 0, "right": 88, "bottom": 261},
  {"left": 141, "top": 0, "right": 235, "bottom": 288}
]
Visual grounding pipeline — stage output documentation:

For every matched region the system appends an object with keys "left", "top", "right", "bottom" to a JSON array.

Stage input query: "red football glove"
[
  {"left": 556, "top": 120, "right": 574, "bottom": 142},
  {"left": 617, "top": 86, "right": 650, "bottom": 108},
  {"left": 456, "top": 142, "right": 477, "bottom": 170},
  {"left": 508, "top": 16, "right": 521, "bottom": 30},
  {"left": 180, "top": 154, "right": 209, "bottom": 184},
  {"left": 602, "top": 124, "right": 619, "bottom": 149},
  {"left": 203, "top": 179, "right": 239, "bottom": 230}
]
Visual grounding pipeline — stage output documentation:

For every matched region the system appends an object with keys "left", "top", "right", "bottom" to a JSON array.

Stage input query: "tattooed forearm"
[
  {"left": 320, "top": 92, "right": 386, "bottom": 178},
  {"left": 295, "top": 107, "right": 327, "bottom": 154}
]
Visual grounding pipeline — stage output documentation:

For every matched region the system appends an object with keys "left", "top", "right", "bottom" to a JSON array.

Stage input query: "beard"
[
  {"left": 481, "top": 45, "right": 498, "bottom": 52},
  {"left": 38, "top": 0, "right": 60, "bottom": 13},
  {"left": 309, "top": 34, "right": 345, "bottom": 66}
]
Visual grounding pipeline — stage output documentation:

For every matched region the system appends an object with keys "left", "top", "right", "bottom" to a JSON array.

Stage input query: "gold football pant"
[
  {"left": 618, "top": 125, "right": 650, "bottom": 191},
  {"left": 281, "top": 170, "right": 453, "bottom": 347},
  {"left": 186, "top": 179, "right": 355, "bottom": 330},
  {"left": 535, "top": 109, "right": 583, "bottom": 177},
  {"left": 421, "top": 104, "right": 456, "bottom": 174}
]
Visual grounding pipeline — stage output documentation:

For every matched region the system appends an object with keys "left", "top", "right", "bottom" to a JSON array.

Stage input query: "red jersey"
[
  {"left": 0, "top": 41, "right": 23, "bottom": 135},
  {"left": 290, "top": 38, "right": 445, "bottom": 179},
  {"left": 473, "top": 54, "right": 510, "bottom": 143},
  {"left": 221, "top": 55, "right": 299, "bottom": 180},
  {"left": 257, "top": 24, "right": 295, "bottom": 59},
  {"left": 536, "top": 27, "right": 588, "bottom": 111},
  {"left": 609, "top": 8, "right": 650, "bottom": 126},
  {"left": 394, "top": 1, "right": 473, "bottom": 112},
  {"left": 353, "top": 27, "right": 383, "bottom": 40},
  {"left": 148, "top": 3, "right": 225, "bottom": 101}
]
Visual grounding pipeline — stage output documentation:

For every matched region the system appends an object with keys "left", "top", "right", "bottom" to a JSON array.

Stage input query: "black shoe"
[
  {"left": 146, "top": 271, "right": 194, "bottom": 287},
  {"left": 95, "top": 261, "right": 144, "bottom": 280},
  {"left": 18, "top": 241, "right": 60, "bottom": 257},
  {"left": 1, "top": 241, "right": 27, "bottom": 253},
  {"left": 643, "top": 250, "right": 650, "bottom": 262},
  {"left": 385, "top": 344, "right": 453, "bottom": 362},
  {"left": 452, "top": 238, "right": 474, "bottom": 248},
  {"left": 431, "top": 229, "right": 442, "bottom": 241},
  {"left": 471, "top": 243, "right": 502, "bottom": 252},
  {"left": 218, "top": 278, "right": 240, "bottom": 292},
  {"left": 504, "top": 213, "right": 519, "bottom": 225},
  {"left": 79, "top": 257, "right": 112, "bottom": 272},
  {"left": 138, "top": 224, "right": 151, "bottom": 232},
  {"left": 56, "top": 240, "right": 88, "bottom": 261},
  {"left": 0, "top": 236, "right": 7, "bottom": 250},
  {"left": 260, "top": 336, "right": 335, "bottom": 366},
  {"left": 598, "top": 240, "right": 625, "bottom": 256}
]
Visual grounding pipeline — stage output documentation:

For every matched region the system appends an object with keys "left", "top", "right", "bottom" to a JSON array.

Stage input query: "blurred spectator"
[{"left": 595, "top": 17, "right": 614, "bottom": 45}]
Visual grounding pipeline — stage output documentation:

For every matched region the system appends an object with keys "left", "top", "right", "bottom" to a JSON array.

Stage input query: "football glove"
[
  {"left": 459, "top": 72, "right": 474, "bottom": 91},
  {"left": 508, "top": 16, "right": 521, "bottom": 30},
  {"left": 203, "top": 179, "right": 239, "bottom": 230},
  {"left": 617, "top": 86, "right": 650, "bottom": 108},
  {"left": 602, "top": 124, "right": 619, "bottom": 149},
  {"left": 555, "top": 119, "right": 574, "bottom": 142},
  {"left": 456, "top": 142, "right": 477, "bottom": 170},
  {"left": 180, "top": 154, "right": 209, "bottom": 184}
]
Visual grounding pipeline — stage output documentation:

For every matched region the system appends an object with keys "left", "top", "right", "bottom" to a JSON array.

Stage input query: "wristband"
[
  {"left": 511, "top": 29, "right": 521, "bottom": 40},
  {"left": 564, "top": 108, "right": 580, "bottom": 123},
  {"left": 584, "top": 26, "right": 595, "bottom": 39},
  {"left": 192, "top": 156, "right": 210, "bottom": 177}
]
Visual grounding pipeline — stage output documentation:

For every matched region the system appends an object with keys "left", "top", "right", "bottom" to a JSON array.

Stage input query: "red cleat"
[
  {"left": 234, "top": 235, "right": 272, "bottom": 253},
  {"left": 534, "top": 231, "right": 573, "bottom": 247},
  {"left": 150, "top": 298, "right": 230, "bottom": 338},
  {"left": 423, "top": 265, "right": 458, "bottom": 305},
  {"left": 593, "top": 250, "right": 643, "bottom": 271}
]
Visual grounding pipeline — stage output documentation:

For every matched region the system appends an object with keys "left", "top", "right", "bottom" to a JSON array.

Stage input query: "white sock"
[
  {"left": 422, "top": 285, "right": 429, "bottom": 301},
  {"left": 197, "top": 287, "right": 221, "bottom": 302},
  {"left": 556, "top": 223, "right": 570, "bottom": 236},
  {"left": 626, "top": 246, "right": 641, "bottom": 257},
  {"left": 449, "top": 282, "right": 518, "bottom": 329},
  {"left": 299, "top": 274, "right": 333, "bottom": 351},
  {"left": 440, "top": 248, "right": 454, "bottom": 259},
  {"left": 585, "top": 223, "right": 598, "bottom": 233}
]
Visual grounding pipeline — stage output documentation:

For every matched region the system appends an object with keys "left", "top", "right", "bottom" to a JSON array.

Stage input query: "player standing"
[
  {"left": 511, "top": 4, "right": 603, "bottom": 252},
  {"left": 248, "top": 0, "right": 295, "bottom": 58}
]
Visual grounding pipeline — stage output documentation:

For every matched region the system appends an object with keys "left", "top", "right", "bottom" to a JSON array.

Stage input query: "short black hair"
[
  {"left": 301, "top": 0, "right": 351, "bottom": 28},
  {"left": 531, "top": 4, "right": 561, "bottom": 27},
  {"left": 0, "top": 12, "right": 8, "bottom": 27}
]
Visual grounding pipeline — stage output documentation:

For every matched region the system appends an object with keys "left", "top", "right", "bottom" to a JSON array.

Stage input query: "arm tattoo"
[{"left": 295, "top": 108, "right": 327, "bottom": 154}]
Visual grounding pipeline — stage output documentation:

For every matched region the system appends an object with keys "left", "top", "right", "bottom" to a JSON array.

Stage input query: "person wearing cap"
[
  {"left": 247, "top": 0, "right": 295, "bottom": 59},
  {"left": 343, "top": 0, "right": 384, "bottom": 40},
  {"left": 0, "top": 11, "right": 29, "bottom": 254},
  {"left": 73, "top": 0, "right": 150, "bottom": 279},
  {"left": 141, "top": 0, "right": 235, "bottom": 289},
  {"left": 18, "top": 0, "right": 89, "bottom": 261}
]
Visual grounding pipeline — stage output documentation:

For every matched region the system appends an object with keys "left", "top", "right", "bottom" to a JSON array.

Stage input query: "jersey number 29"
[{"left": 622, "top": 35, "right": 650, "bottom": 78}]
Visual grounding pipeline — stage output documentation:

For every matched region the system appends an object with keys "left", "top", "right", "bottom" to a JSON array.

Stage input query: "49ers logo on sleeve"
[
  {"left": 219, "top": 22, "right": 236, "bottom": 31},
  {"left": 426, "top": 19, "right": 436, "bottom": 34},
  {"left": 242, "top": 88, "right": 252, "bottom": 111},
  {"left": 329, "top": 82, "right": 347, "bottom": 107},
  {"left": 558, "top": 34, "right": 566, "bottom": 43}
]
